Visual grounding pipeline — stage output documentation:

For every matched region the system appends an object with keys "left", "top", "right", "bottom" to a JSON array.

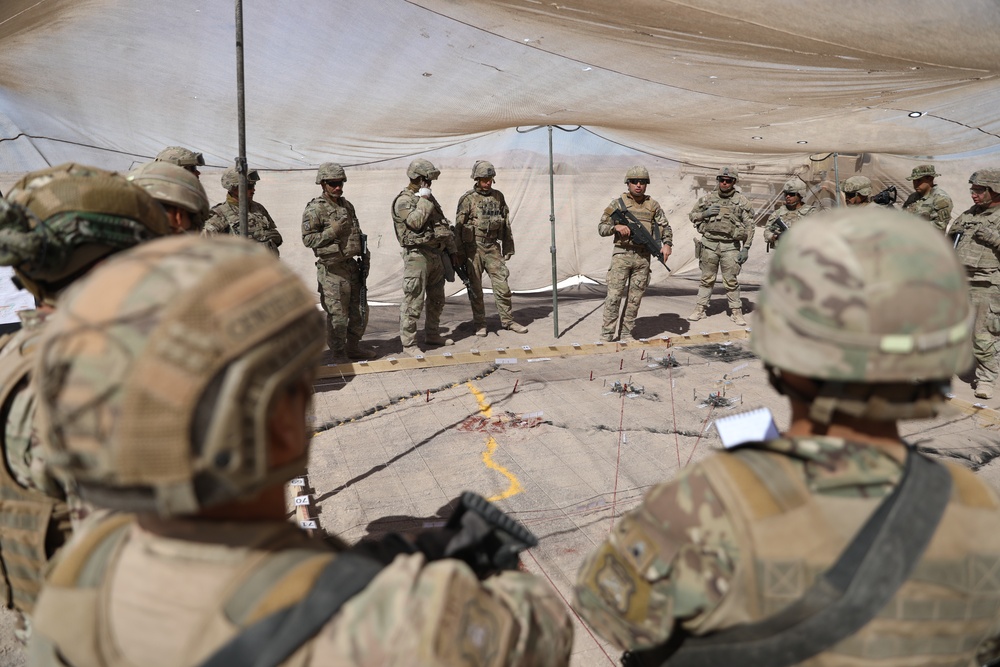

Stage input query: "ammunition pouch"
[{"left": 703, "top": 206, "right": 736, "bottom": 236}]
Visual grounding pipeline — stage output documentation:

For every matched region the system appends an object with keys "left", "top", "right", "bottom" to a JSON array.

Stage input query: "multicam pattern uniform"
[
  {"left": 952, "top": 203, "right": 1000, "bottom": 390},
  {"left": 203, "top": 196, "right": 283, "bottom": 255},
  {"left": 393, "top": 186, "right": 457, "bottom": 347},
  {"left": 30, "top": 514, "right": 574, "bottom": 667},
  {"left": 575, "top": 437, "right": 1000, "bottom": 665},
  {"left": 302, "top": 193, "right": 366, "bottom": 353},
  {"left": 688, "top": 189, "right": 755, "bottom": 311},
  {"left": 762, "top": 203, "right": 815, "bottom": 246},
  {"left": 455, "top": 186, "right": 515, "bottom": 329},
  {"left": 903, "top": 185, "right": 954, "bottom": 232},
  {"left": 598, "top": 193, "right": 672, "bottom": 339}
]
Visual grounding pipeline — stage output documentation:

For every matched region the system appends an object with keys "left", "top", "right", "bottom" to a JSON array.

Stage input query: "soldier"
[
  {"left": 0, "top": 164, "right": 170, "bottom": 640},
  {"left": 575, "top": 207, "right": 1000, "bottom": 667},
  {"left": 762, "top": 177, "right": 815, "bottom": 248},
  {"left": 392, "top": 158, "right": 458, "bottom": 352},
  {"left": 27, "top": 235, "right": 574, "bottom": 666},
  {"left": 302, "top": 163, "right": 374, "bottom": 361},
  {"left": 154, "top": 145, "right": 205, "bottom": 179},
  {"left": 126, "top": 160, "right": 210, "bottom": 233},
  {"left": 598, "top": 166, "right": 672, "bottom": 341},
  {"left": 903, "top": 164, "right": 953, "bottom": 231},
  {"left": 842, "top": 174, "right": 873, "bottom": 206},
  {"left": 687, "top": 166, "right": 755, "bottom": 326},
  {"left": 203, "top": 166, "right": 283, "bottom": 255},
  {"left": 455, "top": 161, "right": 528, "bottom": 337},
  {"left": 951, "top": 168, "right": 1000, "bottom": 400}
]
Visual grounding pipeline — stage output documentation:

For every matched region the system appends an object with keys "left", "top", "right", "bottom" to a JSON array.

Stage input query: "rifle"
[
  {"left": 610, "top": 199, "right": 671, "bottom": 271},
  {"left": 357, "top": 233, "right": 369, "bottom": 331},
  {"left": 766, "top": 216, "right": 788, "bottom": 252}
]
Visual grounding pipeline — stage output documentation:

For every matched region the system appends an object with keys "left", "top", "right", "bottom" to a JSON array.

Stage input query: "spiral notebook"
[{"left": 714, "top": 407, "right": 780, "bottom": 449}]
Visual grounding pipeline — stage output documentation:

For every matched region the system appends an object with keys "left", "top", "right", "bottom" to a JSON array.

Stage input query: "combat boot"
[
  {"left": 424, "top": 332, "right": 454, "bottom": 347},
  {"left": 475, "top": 323, "right": 488, "bottom": 337},
  {"left": 345, "top": 339, "right": 377, "bottom": 360},
  {"left": 686, "top": 306, "right": 706, "bottom": 322},
  {"left": 327, "top": 346, "right": 349, "bottom": 364},
  {"left": 619, "top": 330, "right": 634, "bottom": 342},
  {"left": 975, "top": 383, "right": 994, "bottom": 400},
  {"left": 730, "top": 308, "right": 747, "bottom": 326},
  {"left": 504, "top": 321, "right": 528, "bottom": 334}
]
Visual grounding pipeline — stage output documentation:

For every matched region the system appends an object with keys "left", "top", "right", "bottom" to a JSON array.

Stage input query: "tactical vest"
[
  {"left": 309, "top": 197, "right": 362, "bottom": 261},
  {"left": 694, "top": 446, "right": 1000, "bottom": 665},
  {"left": 904, "top": 186, "right": 952, "bottom": 229},
  {"left": 613, "top": 197, "right": 659, "bottom": 253},
  {"left": 700, "top": 192, "right": 747, "bottom": 241},
  {"left": 392, "top": 189, "right": 439, "bottom": 248},
  {"left": 458, "top": 189, "right": 507, "bottom": 246},
  {"left": 0, "top": 325, "right": 72, "bottom": 615},
  {"left": 955, "top": 207, "right": 1000, "bottom": 274}
]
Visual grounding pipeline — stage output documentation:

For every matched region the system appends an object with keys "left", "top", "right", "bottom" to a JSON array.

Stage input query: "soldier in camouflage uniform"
[
  {"left": 599, "top": 166, "right": 672, "bottom": 341},
  {"left": 762, "top": 178, "right": 815, "bottom": 248},
  {"left": 28, "top": 235, "right": 574, "bottom": 666},
  {"left": 393, "top": 159, "right": 459, "bottom": 352},
  {"left": 127, "top": 160, "right": 210, "bottom": 233},
  {"left": 455, "top": 161, "right": 528, "bottom": 337},
  {"left": 842, "top": 174, "right": 874, "bottom": 206},
  {"left": 902, "top": 164, "right": 953, "bottom": 232},
  {"left": 951, "top": 168, "right": 1000, "bottom": 399},
  {"left": 687, "top": 166, "right": 755, "bottom": 326},
  {"left": 0, "top": 164, "right": 170, "bottom": 639},
  {"left": 154, "top": 145, "right": 205, "bottom": 180},
  {"left": 203, "top": 166, "right": 283, "bottom": 255},
  {"left": 576, "top": 207, "right": 1000, "bottom": 667}
]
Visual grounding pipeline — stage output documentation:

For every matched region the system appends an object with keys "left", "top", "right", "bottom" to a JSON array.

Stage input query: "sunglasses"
[
  {"left": 844, "top": 191, "right": 860, "bottom": 198},
  {"left": 324, "top": 180, "right": 344, "bottom": 188},
  {"left": 971, "top": 186, "right": 990, "bottom": 194},
  {"left": 783, "top": 191, "right": 800, "bottom": 197},
  {"left": 627, "top": 179, "right": 649, "bottom": 185},
  {"left": 719, "top": 178, "right": 736, "bottom": 184}
]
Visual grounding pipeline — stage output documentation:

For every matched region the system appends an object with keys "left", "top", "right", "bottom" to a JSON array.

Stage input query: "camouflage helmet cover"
[
  {"left": 471, "top": 160, "right": 496, "bottom": 180},
  {"left": 909, "top": 164, "right": 940, "bottom": 180},
  {"left": 751, "top": 207, "right": 972, "bottom": 387},
  {"left": 969, "top": 168, "right": 1000, "bottom": 192},
  {"left": 221, "top": 166, "right": 260, "bottom": 191},
  {"left": 154, "top": 146, "right": 205, "bottom": 168},
  {"left": 841, "top": 175, "right": 873, "bottom": 197},
  {"left": 717, "top": 166, "right": 740, "bottom": 182},
  {"left": 36, "top": 235, "right": 325, "bottom": 516},
  {"left": 624, "top": 165, "right": 650, "bottom": 183},
  {"left": 127, "top": 161, "right": 210, "bottom": 225},
  {"left": 315, "top": 163, "right": 347, "bottom": 185},
  {"left": 406, "top": 158, "right": 440, "bottom": 181},
  {"left": 782, "top": 178, "right": 807, "bottom": 197}
]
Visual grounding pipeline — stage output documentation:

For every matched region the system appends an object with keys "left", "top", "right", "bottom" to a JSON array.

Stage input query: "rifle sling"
[
  {"left": 625, "top": 447, "right": 952, "bottom": 667},
  {"left": 198, "top": 552, "right": 384, "bottom": 667}
]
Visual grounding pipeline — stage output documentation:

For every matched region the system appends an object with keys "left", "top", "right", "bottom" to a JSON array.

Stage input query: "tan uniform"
[
  {"left": 203, "top": 196, "right": 283, "bottom": 256},
  {"left": 689, "top": 189, "right": 755, "bottom": 311},
  {"left": 455, "top": 187, "right": 515, "bottom": 329},
  {"left": 762, "top": 204, "right": 815, "bottom": 246},
  {"left": 903, "top": 184, "right": 954, "bottom": 232},
  {"left": 953, "top": 203, "right": 1000, "bottom": 389},
  {"left": 29, "top": 514, "right": 573, "bottom": 666}
]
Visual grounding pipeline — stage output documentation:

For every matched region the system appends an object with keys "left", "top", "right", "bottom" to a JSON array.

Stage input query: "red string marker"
[
  {"left": 640, "top": 349, "right": 646, "bottom": 360},
  {"left": 619, "top": 358, "right": 624, "bottom": 370},
  {"left": 513, "top": 379, "right": 519, "bottom": 393},
  {"left": 590, "top": 371, "right": 594, "bottom": 381},
  {"left": 426, "top": 389, "right": 430, "bottom": 402}
]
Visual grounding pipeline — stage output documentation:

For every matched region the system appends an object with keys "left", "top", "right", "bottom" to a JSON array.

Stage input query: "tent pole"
[
  {"left": 548, "top": 125, "right": 558, "bottom": 339},
  {"left": 833, "top": 151, "right": 841, "bottom": 208},
  {"left": 235, "top": 0, "right": 249, "bottom": 237}
]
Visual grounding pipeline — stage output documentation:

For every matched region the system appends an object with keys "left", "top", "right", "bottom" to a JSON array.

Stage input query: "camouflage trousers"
[
  {"left": 696, "top": 239, "right": 742, "bottom": 311},
  {"left": 400, "top": 247, "right": 445, "bottom": 347},
  {"left": 602, "top": 250, "right": 650, "bottom": 338},
  {"left": 316, "top": 259, "right": 365, "bottom": 353},
  {"left": 969, "top": 281, "right": 1000, "bottom": 386},
  {"left": 465, "top": 244, "right": 513, "bottom": 327}
]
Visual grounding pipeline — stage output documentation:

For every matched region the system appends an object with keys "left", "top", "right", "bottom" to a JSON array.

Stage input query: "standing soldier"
[
  {"left": 842, "top": 175, "right": 874, "bottom": 206},
  {"left": 575, "top": 207, "right": 1000, "bottom": 667},
  {"left": 392, "top": 158, "right": 458, "bottom": 353},
  {"left": 154, "top": 145, "right": 205, "bottom": 179},
  {"left": 763, "top": 177, "right": 815, "bottom": 248},
  {"left": 126, "top": 161, "right": 210, "bottom": 233},
  {"left": 302, "top": 163, "right": 374, "bottom": 361},
  {"left": 455, "top": 160, "right": 528, "bottom": 337},
  {"left": 598, "top": 166, "right": 672, "bottom": 342},
  {"left": 903, "top": 164, "right": 953, "bottom": 231},
  {"left": 687, "top": 166, "right": 755, "bottom": 325},
  {"left": 203, "top": 166, "right": 283, "bottom": 255},
  {"left": 951, "top": 168, "right": 1000, "bottom": 399}
]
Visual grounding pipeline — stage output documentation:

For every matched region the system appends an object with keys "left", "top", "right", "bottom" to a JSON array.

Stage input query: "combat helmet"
[
  {"left": 0, "top": 163, "right": 170, "bottom": 304},
  {"left": 154, "top": 146, "right": 205, "bottom": 169},
  {"left": 221, "top": 166, "right": 260, "bottom": 191},
  {"left": 36, "top": 235, "right": 325, "bottom": 516},
  {"left": 624, "top": 166, "right": 650, "bottom": 184},
  {"left": 841, "top": 175, "right": 873, "bottom": 197},
  {"left": 471, "top": 160, "right": 496, "bottom": 180},
  {"left": 717, "top": 166, "right": 740, "bottom": 182},
  {"left": 406, "top": 158, "right": 440, "bottom": 182},
  {"left": 750, "top": 207, "right": 972, "bottom": 423},
  {"left": 127, "top": 161, "right": 210, "bottom": 229},
  {"left": 782, "top": 178, "right": 807, "bottom": 198},
  {"left": 315, "top": 163, "right": 347, "bottom": 185},
  {"left": 909, "top": 165, "right": 940, "bottom": 181},
  {"left": 970, "top": 169, "right": 1000, "bottom": 193}
]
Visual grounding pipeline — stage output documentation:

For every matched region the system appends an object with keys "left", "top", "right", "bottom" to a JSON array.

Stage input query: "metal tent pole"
[{"left": 235, "top": 0, "right": 249, "bottom": 237}]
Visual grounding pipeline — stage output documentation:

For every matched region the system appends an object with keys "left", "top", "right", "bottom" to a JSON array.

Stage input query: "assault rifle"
[
  {"left": 357, "top": 233, "right": 369, "bottom": 330},
  {"left": 611, "top": 199, "right": 671, "bottom": 271},
  {"left": 766, "top": 216, "right": 788, "bottom": 253}
]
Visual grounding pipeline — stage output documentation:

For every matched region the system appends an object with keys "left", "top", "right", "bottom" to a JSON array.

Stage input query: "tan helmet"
[
  {"left": 841, "top": 175, "right": 873, "bottom": 197},
  {"left": 969, "top": 169, "right": 1000, "bottom": 192},
  {"left": 154, "top": 146, "right": 205, "bottom": 168},
  {"left": 406, "top": 158, "right": 440, "bottom": 182},
  {"left": 127, "top": 161, "right": 210, "bottom": 227},
  {"left": 471, "top": 160, "right": 496, "bottom": 180},
  {"left": 781, "top": 178, "right": 807, "bottom": 198},
  {"left": 624, "top": 166, "right": 650, "bottom": 183},
  {"left": 221, "top": 166, "right": 260, "bottom": 191},
  {"left": 909, "top": 164, "right": 940, "bottom": 181},
  {"left": 36, "top": 235, "right": 325, "bottom": 516},
  {"left": 717, "top": 166, "right": 740, "bottom": 182},
  {"left": 750, "top": 207, "right": 972, "bottom": 423},
  {"left": 0, "top": 163, "right": 170, "bottom": 304},
  {"left": 315, "top": 163, "right": 347, "bottom": 185}
]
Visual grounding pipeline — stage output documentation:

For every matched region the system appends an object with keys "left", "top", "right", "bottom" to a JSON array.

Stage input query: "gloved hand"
[
  {"left": 974, "top": 224, "right": 1000, "bottom": 247},
  {"left": 701, "top": 204, "right": 720, "bottom": 220},
  {"left": 503, "top": 253, "right": 513, "bottom": 261},
  {"left": 737, "top": 247, "right": 750, "bottom": 265},
  {"left": 417, "top": 187, "right": 432, "bottom": 198}
]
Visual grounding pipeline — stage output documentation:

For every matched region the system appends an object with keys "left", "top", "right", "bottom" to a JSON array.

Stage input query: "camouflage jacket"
[
  {"left": 455, "top": 187, "right": 514, "bottom": 256},
  {"left": 598, "top": 192, "right": 672, "bottom": 255},
  {"left": 203, "top": 196, "right": 283, "bottom": 255},
  {"left": 902, "top": 185, "right": 953, "bottom": 232},
  {"left": 688, "top": 189, "right": 755, "bottom": 246},
  {"left": 952, "top": 203, "right": 1000, "bottom": 279},
  {"left": 301, "top": 193, "right": 363, "bottom": 262},
  {"left": 392, "top": 186, "right": 456, "bottom": 253},
  {"left": 575, "top": 436, "right": 1000, "bottom": 665},
  {"left": 762, "top": 204, "right": 815, "bottom": 245}
]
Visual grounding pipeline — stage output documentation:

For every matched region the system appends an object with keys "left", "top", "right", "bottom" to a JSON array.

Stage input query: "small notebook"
[{"left": 714, "top": 407, "right": 780, "bottom": 449}]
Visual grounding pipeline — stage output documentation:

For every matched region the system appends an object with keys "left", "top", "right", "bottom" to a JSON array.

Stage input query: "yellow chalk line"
[{"left": 467, "top": 382, "right": 523, "bottom": 501}]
